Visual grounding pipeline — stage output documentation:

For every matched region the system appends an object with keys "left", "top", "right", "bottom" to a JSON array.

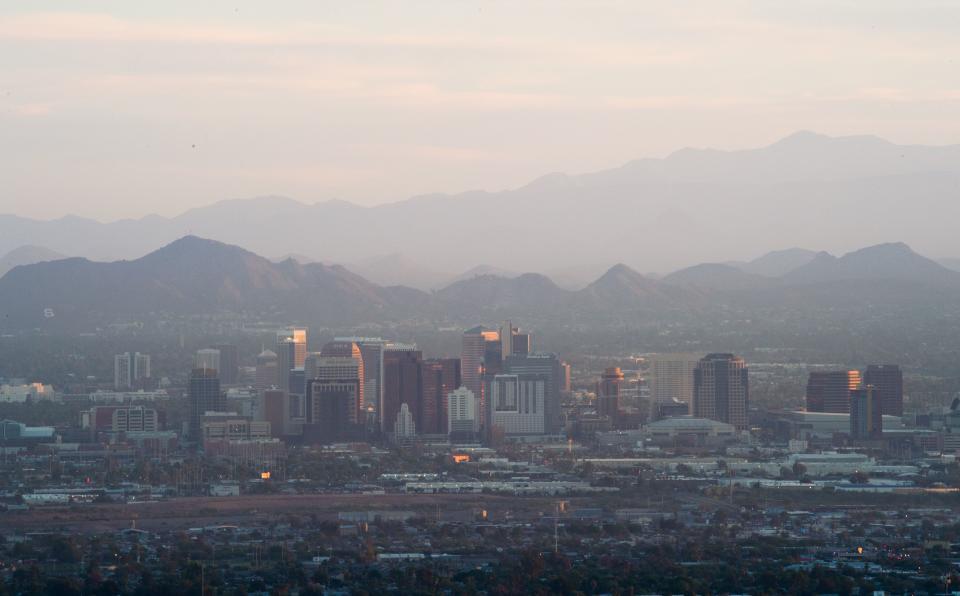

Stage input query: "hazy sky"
[{"left": 2, "top": 1, "right": 959, "bottom": 221}]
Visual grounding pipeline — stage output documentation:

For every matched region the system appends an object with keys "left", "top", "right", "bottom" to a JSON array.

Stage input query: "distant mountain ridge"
[
  {"left": 782, "top": 242, "right": 960, "bottom": 285},
  {"left": 1, "top": 236, "right": 959, "bottom": 331},
  {"left": 0, "top": 245, "right": 67, "bottom": 278},
  {"left": 3, "top": 132, "right": 960, "bottom": 272}
]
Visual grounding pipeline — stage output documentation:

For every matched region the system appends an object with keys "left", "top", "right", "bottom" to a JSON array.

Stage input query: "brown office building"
[
  {"left": 693, "top": 353, "right": 749, "bottom": 431},
  {"left": 596, "top": 367, "right": 624, "bottom": 418},
  {"left": 864, "top": 364, "right": 903, "bottom": 417},
  {"left": 420, "top": 358, "right": 462, "bottom": 434},
  {"left": 461, "top": 326, "right": 500, "bottom": 424},
  {"left": 382, "top": 347, "right": 423, "bottom": 433},
  {"left": 806, "top": 370, "right": 861, "bottom": 413},
  {"left": 319, "top": 341, "right": 365, "bottom": 420}
]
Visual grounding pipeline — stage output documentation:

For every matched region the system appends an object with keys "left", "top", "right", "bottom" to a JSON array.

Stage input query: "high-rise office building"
[
  {"left": 212, "top": 344, "right": 239, "bottom": 385},
  {"left": 461, "top": 326, "right": 500, "bottom": 420},
  {"left": 447, "top": 387, "right": 478, "bottom": 439},
  {"left": 693, "top": 353, "right": 749, "bottom": 431},
  {"left": 597, "top": 367, "right": 624, "bottom": 419},
  {"left": 499, "top": 320, "right": 532, "bottom": 359},
  {"left": 278, "top": 327, "right": 307, "bottom": 366},
  {"left": 195, "top": 348, "right": 221, "bottom": 374},
  {"left": 560, "top": 362, "right": 572, "bottom": 393},
  {"left": 850, "top": 385, "right": 883, "bottom": 440},
  {"left": 310, "top": 348, "right": 364, "bottom": 424},
  {"left": 382, "top": 346, "right": 422, "bottom": 433},
  {"left": 335, "top": 337, "right": 389, "bottom": 422},
  {"left": 500, "top": 321, "right": 516, "bottom": 359},
  {"left": 288, "top": 367, "right": 306, "bottom": 419},
  {"left": 260, "top": 389, "right": 288, "bottom": 438},
  {"left": 420, "top": 358, "right": 461, "bottom": 434},
  {"left": 114, "top": 352, "right": 151, "bottom": 390},
  {"left": 189, "top": 368, "right": 223, "bottom": 442},
  {"left": 504, "top": 353, "right": 562, "bottom": 434},
  {"left": 488, "top": 373, "right": 546, "bottom": 436},
  {"left": 255, "top": 349, "right": 278, "bottom": 392},
  {"left": 319, "top": 341, "right": 365, "bottom": 418},
  {"left": 276, "top": 327, "right": 307, "bottom": 391},
  {"left": 648, "top": 353, "right": 701, "bottom": 405},
  {"left": 305, "top": 378, "right": 359, "bottom": 443},
  {"left": 806, "top": 370, "right": 861, "bottom": 413},
  {"left": 276, "top": 338, "right": 297, "bottom": 393},
  {"left": 864, "top": 364, "right": 904, "bottom": 417}
]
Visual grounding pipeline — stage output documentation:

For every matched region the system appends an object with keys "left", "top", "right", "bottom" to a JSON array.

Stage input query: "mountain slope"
[
  {"left": 737, "top": 248, "right": 819, "bottom": 277},
  {"left": 0, "top": 236, "right": 426, "bottom": 330},
  {"left": 434, "top": 273, "right": 569, "bottom": 317},
  {"left": 577, "top": 264, "right": 697, "bottom": 309},
  {"left": 0, "top": 245, "right": 67, "bottom": 278},
  {"left": 782, "top": 242, "right": 960, "bottom": 285},
  {"left": 662, "top": 263, "right": 774, "bottom": 292},
  {"left": 343, "top": 253, "right": 452, "bottom": 290},
  {"left": 4, "top": 133, "right": 960, "bottom": 272}
]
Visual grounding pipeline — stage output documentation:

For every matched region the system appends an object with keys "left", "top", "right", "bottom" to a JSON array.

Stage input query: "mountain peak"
[
  {"left": 771, "top": 130, "right": 829, "bottom": 146},
  {"left": 152, "top": 235, "right": 240, "bottom": 255},
  {"left": 602, "top": 263, "right": 643, "bottom": 278},
  {"left": 784, "top": 241, "right": 955, "bottom": 285}
]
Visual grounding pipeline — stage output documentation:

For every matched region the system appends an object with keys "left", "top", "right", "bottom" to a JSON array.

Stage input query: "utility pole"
[{"left": 554, "top": 501, "right": 559, "bottom": 554}]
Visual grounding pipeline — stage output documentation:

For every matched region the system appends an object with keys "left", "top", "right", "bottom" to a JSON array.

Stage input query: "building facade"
[{"left": 693, "top": 353, "right": 749, "bottom": 431}]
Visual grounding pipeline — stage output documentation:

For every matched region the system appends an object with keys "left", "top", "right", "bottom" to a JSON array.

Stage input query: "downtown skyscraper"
[{"left": 693, "top": 353, "right": 749, "bottom": 431}]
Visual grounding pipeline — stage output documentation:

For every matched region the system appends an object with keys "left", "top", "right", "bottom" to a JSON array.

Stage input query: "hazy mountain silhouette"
[
  {"left": 662, "top": 263, "right": 774, "bottom": 292},
  {"left": 3, "top": 133, "right": 960, "bottom": 272},
  {"left": 733, "top": 248, "right": 819, "bottom": 277},
  {"left": 0, "top": 236, "right": 428, "bottom": 330},
  {"left": 0, "top": 245, "right": 67, "bottom": 278},
  {"left": 577, "top": 264, "right": 695, "bottom": 309},
  {"left": 434, "top": 273, "right": 568, "bottom": 317},
  {"left": 447, "top": 265, "right": 521, "bottom": 286},
  {"left": 937, "top": 258, "right": 960, "bottom": 273},
  {"left": 2, "top": 236, "right": 960, "bottom": 331},
  {"left": 782, "top": 242, "right": 960, "bottom": 285},
  {"left": 343, "top": 253, "right": 452, "bottom": 290}
]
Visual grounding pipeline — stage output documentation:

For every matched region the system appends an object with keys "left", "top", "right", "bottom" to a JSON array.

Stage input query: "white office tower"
[
  {"left": 114, "top": 352, "right": 151, "bottom": 389},
  {"left": 195, "top": 348, "right": 221, "bottom": 375},
  {"left": 648, "top": 353, "right": 702, "bottom": 405},
  {"left": 447, "top": 387, "right": 478, "bottom": 436},
  {"left": 489, "top": 374, "right": 545, "bottom": 435},
  {"left": 394, "top": 403, "right": 416, "bottom": 439}
]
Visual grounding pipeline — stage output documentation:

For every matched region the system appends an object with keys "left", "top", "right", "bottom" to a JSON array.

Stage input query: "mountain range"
[
  {"left": 0, "top": 245, "right": 66, "bottom": 278},
  {"left": 1, "top": 235, "right": 958, "bottom": 332},
  {"left": 3, "top": 132, "right": 960, "bottom": 274}
]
